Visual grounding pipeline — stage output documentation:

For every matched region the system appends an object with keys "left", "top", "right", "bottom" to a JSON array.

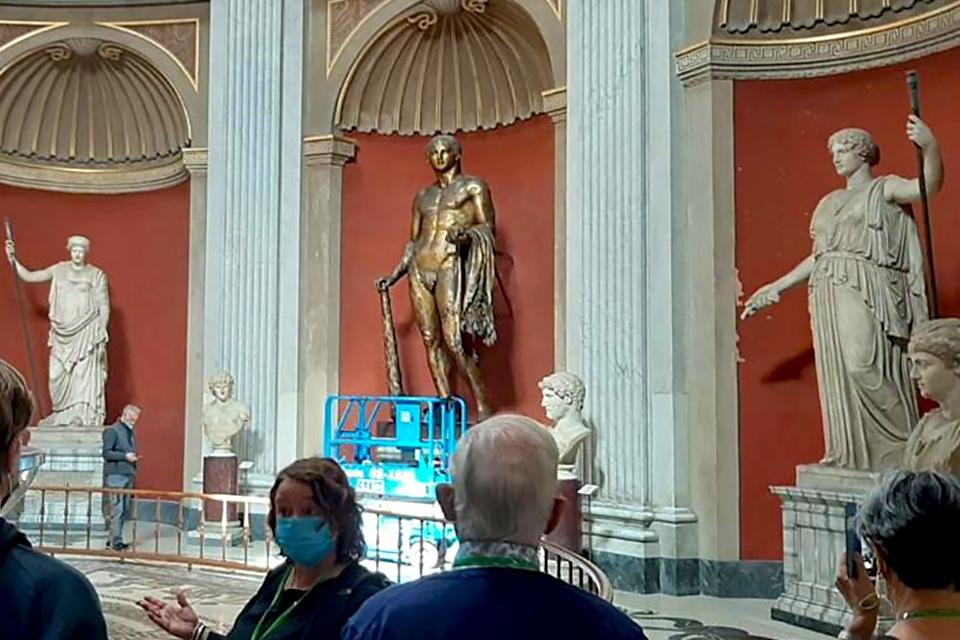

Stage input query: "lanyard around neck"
[
  {"left": 900, "top": 608, "right": 960, "bottom": 621},
  {"left": 452, "top": 555, "right": 539, "bottom": 572},
  {"left": 250, "top": 566, "right": 306, "bottom": 640}
]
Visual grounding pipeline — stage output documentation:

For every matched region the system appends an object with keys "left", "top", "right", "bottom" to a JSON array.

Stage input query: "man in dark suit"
[{"left": 102, "top": 405, "right": 140, "bottom": 550}]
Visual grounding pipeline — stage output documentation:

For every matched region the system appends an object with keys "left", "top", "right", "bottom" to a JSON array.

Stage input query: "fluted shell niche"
[
  {"left": 336, "top": 0, "right": 554, "bottom": 135},
  {"left": 0, "top": 38, "right": 190, "bottom": 170}
]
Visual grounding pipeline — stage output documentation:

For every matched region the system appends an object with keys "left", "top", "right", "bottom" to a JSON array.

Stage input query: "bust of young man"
[{"left": 539, "top": 372, "right": 590, "bottom": 479}]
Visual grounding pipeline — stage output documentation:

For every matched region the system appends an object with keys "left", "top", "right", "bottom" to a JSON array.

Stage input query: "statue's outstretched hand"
[
  {"left": 741, "top": 284, "right": 781, "bottom": 320},
  {"left": 137, "top": 590, "right": 199, "bottom": 639},
  {"left": 4, "top": 239, "right": 14, "bottom": 264},
  {"left": 907, "top": 114, "right": 935, "bottom": 149}
]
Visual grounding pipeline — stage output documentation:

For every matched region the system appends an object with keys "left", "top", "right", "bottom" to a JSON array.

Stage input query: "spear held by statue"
[
  {"left": 4, "top": 217, "right": 45, "bottom": 419},
  {"left": 906, "top": 70, "right": 939, "bottom": 318}
]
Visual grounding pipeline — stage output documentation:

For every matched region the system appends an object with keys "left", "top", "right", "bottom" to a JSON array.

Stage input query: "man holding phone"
[{"left": 102, "top": 404, "right": 141, "bottom": 550}]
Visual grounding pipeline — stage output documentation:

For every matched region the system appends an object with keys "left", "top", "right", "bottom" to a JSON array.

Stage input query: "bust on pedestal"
[
  {"left": 539, "top": 372, "right": 591, "bottom": 554},
  {"left": 201, "top": 371, "right": 250, "bottom": 524}
]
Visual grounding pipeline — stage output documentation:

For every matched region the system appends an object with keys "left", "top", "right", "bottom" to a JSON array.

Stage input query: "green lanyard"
[
  {"left": 452, "top": 555, "right": 539, "bottom": 572},
  {"left": 901, "top": 609, "right": 960, "bottom": 621},
  {"left": 250, "top": 566, "right": 306, "bottom": 640}
]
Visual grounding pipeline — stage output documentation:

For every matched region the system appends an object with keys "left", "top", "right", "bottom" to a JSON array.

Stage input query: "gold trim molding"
[
  {"left": 0, "top": 155, "right": 189, "bottom": 194},
  {"left": 0, "top": 20, "right": 69, "bottom": 56},
  {"left": 676, "top": 0, "right": 960, "bottom": 85},
  {"left": 97, "top": 19, "right": 200, "bottom": 91}
]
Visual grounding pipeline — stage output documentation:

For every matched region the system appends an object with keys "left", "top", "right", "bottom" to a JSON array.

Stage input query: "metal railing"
[{"left": 14, "top": 485, "right": 612, "bottom": 601}]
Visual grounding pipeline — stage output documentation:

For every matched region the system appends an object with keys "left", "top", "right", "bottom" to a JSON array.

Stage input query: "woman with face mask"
[
  {"left": 836, "top": 470, "right": 960, "bottom": 640},
  {"left": 139, "top": 457, "right": 390, "bottom": 639}
]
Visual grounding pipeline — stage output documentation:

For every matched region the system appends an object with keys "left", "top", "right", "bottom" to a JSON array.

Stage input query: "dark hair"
[
  {"left": 858, "top": 470, "right": 960, "bottom": 591},
  {"left": 0, "top": 359, "right": 33, "bottom": 453},
  {"left": 267, "top": 457, "right": 365, "bottom": 563}
]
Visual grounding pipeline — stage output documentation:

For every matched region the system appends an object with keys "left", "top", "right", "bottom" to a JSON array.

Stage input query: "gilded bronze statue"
[{"left": 377, "top": 135, "right": 497, "bottom": 418}]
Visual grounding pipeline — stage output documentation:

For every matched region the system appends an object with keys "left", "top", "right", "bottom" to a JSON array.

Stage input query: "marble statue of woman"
[
  {"left": 742, "top": 116, "right": 943, "bottom": 471},
  {"left": 202, "top": 371, "right": 250, "bottom": 455},
  {"left": 5, "top": 235, "right": 109, "bottom": 427},
  {"left": 904, "top": 319, "right": 960, "bottom": 476},
  {"left": 539, "top": 371, "right": 590, "bottom": 479}
]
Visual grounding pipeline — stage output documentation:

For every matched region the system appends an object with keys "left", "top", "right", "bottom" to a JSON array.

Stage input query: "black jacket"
[
  {"left": 214, "top": 560, "right": 390, "bottom": 639},
  {"left": 0, "top": 517, "right": 108, "bottom": 639},
  {"left": 102, "top": 420, "right": 138, "bottom": 477}
]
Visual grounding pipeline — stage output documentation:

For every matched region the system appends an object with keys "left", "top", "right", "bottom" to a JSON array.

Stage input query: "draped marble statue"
[
  {"left": 377, "top": 134, "right": 497, "bottom": 418},
  {"left": 5, "top": 235, "right": 109, "bottom": 426},
  {"left": 742, "top": 116, "right": 943, "bottom": 471},
  {"left": 904, "top": 319, "right": 960, "bottom": 476}
]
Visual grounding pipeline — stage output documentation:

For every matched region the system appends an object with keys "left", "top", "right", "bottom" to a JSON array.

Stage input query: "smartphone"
[{"left": 844, "top": 502, "right": 861, "bottom": 579}]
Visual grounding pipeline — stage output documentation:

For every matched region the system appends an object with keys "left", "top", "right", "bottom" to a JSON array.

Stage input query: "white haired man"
[
  {"left": 341, "top": 414, "right": 647, "bottom": 639},
  {"left": 102, "top": 404, "right": 141, "bottom": 550}
]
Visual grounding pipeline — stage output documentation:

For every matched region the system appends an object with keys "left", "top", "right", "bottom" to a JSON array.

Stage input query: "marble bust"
[
  {"left": 904, "top": 319, "right": 960, "bottom": 476},
  {"left": 202, "top": 371, "right": 250, "bottom": 456},
  {"left": 539, "top": 372, "right": 590, "bottom": 480}
]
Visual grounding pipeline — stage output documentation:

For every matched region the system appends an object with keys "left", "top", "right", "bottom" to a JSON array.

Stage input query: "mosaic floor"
[{"left": 62, "top": 557, "right": 827, "bottom": 640}]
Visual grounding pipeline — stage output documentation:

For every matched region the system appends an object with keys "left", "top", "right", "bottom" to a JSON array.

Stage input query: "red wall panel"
[
  {"left": 736, "top": 49, "right": 960, "bottom": 559},
  {"left": 0, "top": 182, "right": 190, "bottom": 491}
]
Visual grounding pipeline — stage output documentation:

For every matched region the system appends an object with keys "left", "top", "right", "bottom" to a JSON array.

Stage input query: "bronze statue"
[{"left": 377, "top": 135, "right": 497, "bottom": 418}]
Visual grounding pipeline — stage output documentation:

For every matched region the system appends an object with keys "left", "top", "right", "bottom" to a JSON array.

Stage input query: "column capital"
[
  {"left": 182, "top": 147, "right": 208, "bottom": 173},
  {"left": 303, "top": 134, "right": 357, "bottom": 167},
  {"left": 542, "top": 86, "right": 567, "bottom": 124}
]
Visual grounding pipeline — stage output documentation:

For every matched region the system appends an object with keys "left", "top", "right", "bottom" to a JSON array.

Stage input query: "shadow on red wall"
[
  {"left": 736, "top": 48, "right": 960, "bottom": 560},
  {"left": 340, "top": 116, "right": 555, "bottom": 420},
  {"left": 0, "top": 182, "right": 190, "bottom": 491}
]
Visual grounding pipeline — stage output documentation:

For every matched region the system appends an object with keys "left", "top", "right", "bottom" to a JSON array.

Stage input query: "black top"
[
  {"left": 0, "top": 517, "right": 108, "bottom": 639},
  {"left": 102, "top": 420, "right": 138, "bottom": 476},
  {"left": 210, "top": 561, "right": 390, "bottom": 640}
]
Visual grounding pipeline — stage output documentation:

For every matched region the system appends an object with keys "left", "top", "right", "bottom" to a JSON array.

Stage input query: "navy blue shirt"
[
  {"left": 341, "top": 567, "right": 647, "bottom": 640},
  {"left": 0, "top": 517, "right": 108, "bottom": 639}
]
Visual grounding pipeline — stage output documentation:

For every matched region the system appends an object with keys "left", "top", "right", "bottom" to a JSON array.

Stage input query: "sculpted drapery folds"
[
  {"left": 377, "top": 135, "right": 497, "bottom": 418},
  {"left": 742, "top": 117, "right": 943, "bottom": 471},
  {"left": 5, "top": 235, "right": 109, "bottom": 427}
]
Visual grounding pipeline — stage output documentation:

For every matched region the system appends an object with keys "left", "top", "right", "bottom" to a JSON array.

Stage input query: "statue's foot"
[{"left": 818, "top": 456, "right": 838, "bottom": 467}]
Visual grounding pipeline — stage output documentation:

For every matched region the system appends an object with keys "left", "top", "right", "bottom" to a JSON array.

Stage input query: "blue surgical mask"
[{"left": 275, "top": 516, "right": 335, "bottom": 567}]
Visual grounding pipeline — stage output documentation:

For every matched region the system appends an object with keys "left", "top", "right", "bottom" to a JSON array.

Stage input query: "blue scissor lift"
[{"left": 323, "top": 395, "right": 466, "bottom": 568}]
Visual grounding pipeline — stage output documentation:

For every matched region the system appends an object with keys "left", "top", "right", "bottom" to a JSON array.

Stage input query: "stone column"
[
  {"left": 182, "top": 147, "right": 207, "bottom": 489},
  {"left": 543, "top": 87, "right": 567, "bottom": 371},
  {"left": 568, "top": 0, "right": 696, "bottom": 593},
  {"left": 205, "top": 0, "right": 306, "bottom": 491},
  {"left": 299, "top": 135, "right": 356, "bottom": 457}
]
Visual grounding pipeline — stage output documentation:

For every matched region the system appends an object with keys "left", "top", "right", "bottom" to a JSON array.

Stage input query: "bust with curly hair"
[
  {"left": 538, "top": 372, "right": 590, "bottom": 476},
  {"left": 904, "top": 318, "right": 960, "bottom": 475},
  {"left": 202, "top": 371, "right": 250, "bottom": 455}
]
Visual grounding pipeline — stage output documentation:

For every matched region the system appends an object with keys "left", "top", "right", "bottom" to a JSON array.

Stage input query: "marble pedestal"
[
  {"left": 18, "top": 426, "right": 107, "bottom": 532},
  {"left": 547, "top": 476, "right": 583, "bottom": 554},
  {"left": 770, "top": 464, "right": 884, "bottom": 635},
  {"left": 203, "top": 454, "right": 239, "bottom": 522}
]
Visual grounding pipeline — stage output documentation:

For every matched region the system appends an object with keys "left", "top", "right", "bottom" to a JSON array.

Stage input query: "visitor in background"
[
  {"left": 0, "top": 359, "right": 108, "bottom": 639},
  {"left": 341, "top": 414, "right": 647, "bottom": 640},
  {"left": 836, "top": 470, "right": 960, "bottom": 640},
  {"left": 102, "top": 403, "right": 141, "bottom": 550},
  {"left": 139, "top": 457, "right": 390, "bottom": 639}
]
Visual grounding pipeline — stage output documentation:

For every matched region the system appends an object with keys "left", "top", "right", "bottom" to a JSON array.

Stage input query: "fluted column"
[
  {"left": 543, "top": 87, "right": 567, "bottom": 370},
  {"left": 568, "top": 0, "right": 695, "bottom": 591},
  {"left": 205, "top": 0, "right": 305, "bottom": 489}
]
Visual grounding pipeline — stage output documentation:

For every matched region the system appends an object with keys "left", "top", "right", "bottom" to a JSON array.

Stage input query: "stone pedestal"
[
  {"left": 203, "top": 454, "right": 239, "bottom": 522},
  {"left": 18, "top": 426, "right": 107, "bottom": 531},
  {"left": 547, "top": 477, "right": 583, "bottom": 554},
  {"left": 770, "top": 464, "right": 885, "bottom": 635}
]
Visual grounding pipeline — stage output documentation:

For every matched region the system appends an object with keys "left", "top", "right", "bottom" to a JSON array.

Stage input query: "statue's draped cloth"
[
  {"left": 42, "top": 262, "right": 109, "bottom": 426},
  {"left": 454, "top": 224, "right": 497, "bottom": 352},
  {"left": 809, "top": 176, "right": 927, "bottom": 470}
]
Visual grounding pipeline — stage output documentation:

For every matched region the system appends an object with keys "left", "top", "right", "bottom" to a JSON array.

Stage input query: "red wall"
[
  {"left": 340, "top": 116, "right": 555, "bottom": 419},
  {"left": 736, "top": 49, "right": 960, "bottom": 560},
  {"left": 0, "top": 182, "right": 190, "bottom": 491}
]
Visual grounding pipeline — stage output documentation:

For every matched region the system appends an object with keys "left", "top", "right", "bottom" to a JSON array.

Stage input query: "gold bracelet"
[{"left": 857, "top": 592, "right": 880, "bottom": 613}]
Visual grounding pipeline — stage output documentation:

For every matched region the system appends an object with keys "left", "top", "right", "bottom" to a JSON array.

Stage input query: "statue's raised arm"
[
  {"left": 5, "top": 239, "right": 54, "bottom": 284},
  {"left": 883, "top": 115, "right": 943, "bottom": 205}
]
